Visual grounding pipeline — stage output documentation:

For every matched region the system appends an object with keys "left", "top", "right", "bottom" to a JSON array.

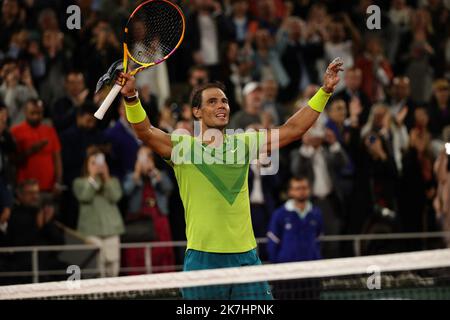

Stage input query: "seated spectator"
[
  {"left": 11, "top": 98, "right": 63, "bottom": 200},
  {"left": 0, "top": 58, "right": 38, "bottom": 125},
  {"left": 229, "top": 82, "right": 264, "bottom": 129},
  {"left": 122, "top": 146, "right": 175, "bottom": 274},
  {"left": 73, "top": 147, "right": 124, "bottom": 278},
  {"left": 51, "top": 71, "right": 89, "bottom": 133},
  {"left": 267, "top": 176, "right": 322, "bottom": 263},
  {"left": 428, "top": 78, "right": 450, "bottom": 139}
]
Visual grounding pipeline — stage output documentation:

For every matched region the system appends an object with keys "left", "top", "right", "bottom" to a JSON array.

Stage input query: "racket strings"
[{"left": 127, "top": 1, "right": 184, "bottom": 65}]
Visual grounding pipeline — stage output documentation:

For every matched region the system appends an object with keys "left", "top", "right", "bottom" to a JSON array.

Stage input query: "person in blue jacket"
[{"left": 267, "top": 176, "right": 323, "bottom": 263}]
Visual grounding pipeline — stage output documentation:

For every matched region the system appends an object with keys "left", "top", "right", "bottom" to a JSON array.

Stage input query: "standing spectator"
[
  {"left": 267, "top": 176, "right": 322, "bottom": 263},
  {"left": 181, "top": 66, "right": 210, "bottom": 105},
  {"left": 356, "top": 36, "right": 394, "bottom": 104},
  {"left": 261, "top": 79, "right": 283, "bottom": 126},
  {"left": 433, "top": 126, "right": 450, "bottom": 248},
  {"left": 277, "top": 16, "right": 324, "bottom": 102},
  {"left": 0, "top": 59, "right": 38, "bottom": 125},
  {"left": 0, "top": 101, "right": 15, "bottom": 229},
  {"left": 222, "top": 44, "right": 254, "bottom": 112},
  {"left": 324, "top": 13, "right": 361, "bottom": 92},
  {"left": 229, "top": 82, "right": 263, "bottom": 129},
  {"left": 227, "top": 0, "right": 257, "bottom": 46},
  {"left": 0, "top": 0, "right": 25, "bottom": 53},
  {"left": 185, "top": 0, "right": 233, "bottom": 79},
  {"left": 251, "top": 28, "right": 289, "bottom": 89},
  {"left": 362, "top": 101, "right": 409, "bottom": 174},
  {"left": 73, "top": 147, "right": 124, "bottom": 278},
  {"left": 361, "top": 104, "right": 400, "bottom": 211},
  {"left": 37, "top": 30, "right": 71, "bottom": 109},
  {"left": 333, "top": 66, "right": 371, "bottom": 125},
  {"left": 79, "top": 20, "right": 121, "bottom": 91},
  {"left": 59, "top": 102, "right": 107, "bottom": 228},
  {"left": 5, "top": 180, "right": 63, "bottom": 284},
  {"left": 11, "top": 99, "right": 62, "bottom": 198},
  {"left": 385, "top": 76, "right": 416, "bottom": 130},
  {"left": 51, "top": 71, "right": 89, "bottom": 133},
  {"left": 400, "top": 107, "right": 436, "bottom": 250},
  {"left": 290, "top": 123, "right": 349, "bottom": 257},
  {"left": 122, "top": 146, "right": 175, "bottom": 274},
  {"left": 105, "top": 102, "right": 141, "bottom": 182},
  {"left": 248, "top": 159, "right": 281, "bottom": 260},
  {"left": 428, "top": 78, "right": 450, "bottom": 139}
]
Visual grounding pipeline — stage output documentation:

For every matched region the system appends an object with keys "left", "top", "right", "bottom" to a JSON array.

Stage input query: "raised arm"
[
  {"left": 265, "top": 59, "right": 344, "bottom": 151},
  {"left": 118, "top": 73, "right": 172, "bottom": 159}
]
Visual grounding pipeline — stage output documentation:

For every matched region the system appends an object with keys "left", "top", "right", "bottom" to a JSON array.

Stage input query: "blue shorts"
[{"left": 182, "top": 248, "right": 273, "bottom": 300}]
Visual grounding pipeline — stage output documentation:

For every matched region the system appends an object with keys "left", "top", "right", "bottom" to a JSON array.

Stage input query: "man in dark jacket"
[
  {"left": 267, "top": 176, "right": 323, "bottom": 263},
  {"left": 5, "top": 179, "right": 64, "bottom": 284}
]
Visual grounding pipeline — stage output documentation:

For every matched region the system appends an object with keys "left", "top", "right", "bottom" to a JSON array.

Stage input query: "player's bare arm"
[
  {"left": 118, "top": 73, "right": 173, "bottom": 159},
  {"left": 265, "top": 59, "right": 344, "bottom": 151}
]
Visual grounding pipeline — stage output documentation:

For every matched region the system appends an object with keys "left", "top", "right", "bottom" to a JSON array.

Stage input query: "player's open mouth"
[{"left": 216, "top": 113, "right": 227, "bottom": 119}]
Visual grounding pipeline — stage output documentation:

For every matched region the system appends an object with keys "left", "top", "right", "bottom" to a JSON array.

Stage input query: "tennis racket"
[{"left": 94, "top": 0, "right": 185, "bottom": 120}]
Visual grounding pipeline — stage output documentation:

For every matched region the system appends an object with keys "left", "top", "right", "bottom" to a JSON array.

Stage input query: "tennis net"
[{"left": 1, "top": 248, "right": 450, "bottom": 300}]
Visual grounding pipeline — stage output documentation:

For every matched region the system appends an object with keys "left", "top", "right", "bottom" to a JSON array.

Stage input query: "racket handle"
[{"left": 94, "top": 83, "right": 122, "bottom": 120}]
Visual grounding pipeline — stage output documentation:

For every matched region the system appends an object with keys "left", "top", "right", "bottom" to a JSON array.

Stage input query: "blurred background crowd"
[{"left": 1, "top": 0, "right": 450, "bottom": 284}]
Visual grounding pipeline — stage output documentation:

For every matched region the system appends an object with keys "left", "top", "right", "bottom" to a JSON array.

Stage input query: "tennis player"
[{"left": 117, "top": 58, "right": 343, "bottom": 300}]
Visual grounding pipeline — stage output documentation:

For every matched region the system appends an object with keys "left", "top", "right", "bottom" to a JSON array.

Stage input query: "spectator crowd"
[{"left": 1, "top": 0, "right": 450, "bottom": 283}]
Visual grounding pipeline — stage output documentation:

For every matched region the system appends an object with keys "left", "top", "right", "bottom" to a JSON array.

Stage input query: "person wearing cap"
[
  {"left": 428, "top": 78, "right": 450, "bottom": 139},
  {"left": 116, "top": 58, "right": 343, "bottom": 300},
  {"left": 228, "top": 81, "right": 264, "bottom": 130}
]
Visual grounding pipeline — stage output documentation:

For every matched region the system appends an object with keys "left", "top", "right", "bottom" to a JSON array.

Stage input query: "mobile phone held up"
[{"left": 95, "top": 153, "right": 105, "bottom": 166}]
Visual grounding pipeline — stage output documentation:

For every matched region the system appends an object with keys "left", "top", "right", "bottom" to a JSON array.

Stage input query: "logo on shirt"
[{"left": 285, "top": 223, "right": 292, "bottom": 230}]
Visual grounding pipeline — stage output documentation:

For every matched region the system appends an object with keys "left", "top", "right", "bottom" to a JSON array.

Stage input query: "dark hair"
[
  {"left": 188, "top": 65, "right": 209, "bottom": 79},
  {"left": 0, "top": 98, "right": 6, "bottom": 110},
  {"left": 17, "top": 179, "right": 39, "bottom": 194},
  {"left": 24, "top": 98, "right": 43, "bottom": 110},
  {"left": 77, "top": 101, "right": 97, "bottom": 117},
  {"left": 65, "top": 69, "right": 84, "bottom": 79},
  {"left": 290, "top": 175, "right": 310, "bottom": 185},
  {"left": 190, "top": 82, "right": 226, "bottom": 109}
]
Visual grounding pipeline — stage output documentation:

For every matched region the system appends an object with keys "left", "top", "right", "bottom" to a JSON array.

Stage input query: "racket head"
[{"left": 124, "top": 0, "right": 185, "bottom": 75}]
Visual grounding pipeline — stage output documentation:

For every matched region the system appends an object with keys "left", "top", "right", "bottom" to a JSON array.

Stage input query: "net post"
[
  {"left": 145, "top": 243, "right": 152, "bottom": 274},
  {"left": 32, "top": 249, "right": 39, "bottom": 283}
]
